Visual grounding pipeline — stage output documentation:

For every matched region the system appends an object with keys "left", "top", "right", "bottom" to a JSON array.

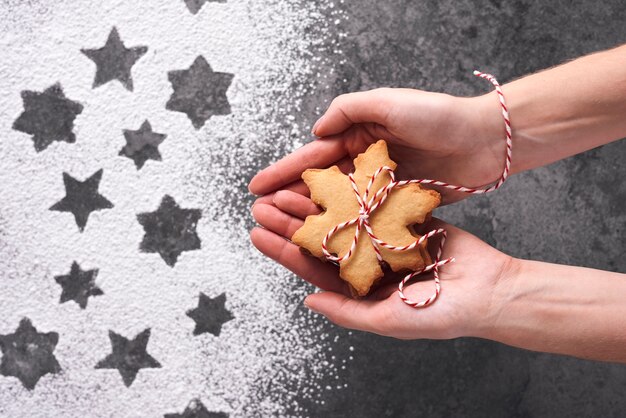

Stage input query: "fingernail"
[
  {"left": 272, "top": 190, "right": 283, "bottom": 205},
  {"left": 311, "top": 116, "right": 324, "bottom": 135},
  {"left": 303, "top": 298, "right": 319, "bottom": 314}
]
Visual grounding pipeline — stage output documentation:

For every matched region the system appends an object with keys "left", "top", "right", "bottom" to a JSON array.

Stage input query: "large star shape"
[
  {"left": 184, "top": 0, "right": 227, "bottom": 15},
  {"left": 137, "top": 195, "right": 202, "bottom": 266},
  {"left": 165, "top": 399, "right": 229, "bottom": 418},
  {"left": 12, "top": 83, "right": 84, "bottom": 152},
  {"left": 186, "top": 293, "right": 234, "bottom": 336},
  {"left": 0, "top": 318, "right": 61, "bottom": 390},
  {"left": 50, "top": 169, "right": 114, "bottom": 232},
  {"left": 54, "top": 261, "right": 103, "bottom": 309},
  {"left": 81, "top": 27, "right": 147, "bottom": 91},
  {"left": 119, "top": 120, "right": 166, "bottom": 169},
  {"left": 166, "top": 56, "right": 233, "bottom": 129},
  {"left": 95, "top": 329, "right": 161, "bottom": 387}
]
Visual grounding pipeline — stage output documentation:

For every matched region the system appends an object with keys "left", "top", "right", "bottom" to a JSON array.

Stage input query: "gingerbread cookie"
[{"left": 292, "top": 140, "right": 441, "bottom": 296}]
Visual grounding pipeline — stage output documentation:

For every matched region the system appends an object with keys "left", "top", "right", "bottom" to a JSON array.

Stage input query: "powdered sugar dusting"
[{"left": 0, "top": 0, "right": 350, "bottom": 416}]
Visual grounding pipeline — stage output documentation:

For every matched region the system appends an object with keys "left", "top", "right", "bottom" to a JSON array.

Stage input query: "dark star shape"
[
  {"left": 137, "top": 195, "right": 202, "bottom": 266},
  {"left": 186, "top": 293, "right": 233, "bottom": 337},
  {"left": 0, "top": 318, "right": 61, "bottom": 390},
  {"left": 119, "top": 120, "right": 167, "bottom": 169},
  {"left": 81, "top": 27, "right": 147, "bottom": 91},
  {"left": 54, "top": 261, "right": 103, "bottom": 309},
  {"left": 12, "top": 83, "right": 84, "bottom": 152},
  {"left": 184, "top": 0, "right": 227, "bottom": 15},
  {"left": 165, "top": 399, "right": 229, "bottom": 418},
  {"left": 95, "top": 329, "right": 161, "bottom": 387},
  {"left": 50, "top": 169, "right": 114, "bottom": 232},
  {"left": 166, "top": 56, "right": 233, "bottom": 129}
]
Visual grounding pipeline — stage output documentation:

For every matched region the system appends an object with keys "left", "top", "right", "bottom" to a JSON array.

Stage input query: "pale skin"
[{"left": 248, "top": 44, "right": 626, "bottom": 363}]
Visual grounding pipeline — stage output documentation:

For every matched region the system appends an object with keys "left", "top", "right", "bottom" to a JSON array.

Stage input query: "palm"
[
  {"left": 250, "top": 189, "right": 512, "bottom": 339},
  {"left": 368, "top": 220, "right": 511, "bottom": 339}
]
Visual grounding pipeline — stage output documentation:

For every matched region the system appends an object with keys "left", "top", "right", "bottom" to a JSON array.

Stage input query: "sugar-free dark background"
[
  {"left": 0, "top": 1, "right": 624, "bottom": 417},
  {"left": 304, "top": 1, "right": 626, "bottom": 417}
]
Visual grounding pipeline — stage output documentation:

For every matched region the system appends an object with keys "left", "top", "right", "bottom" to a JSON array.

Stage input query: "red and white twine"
[{"left": 322, "top": 71, "right": 512, "bottom": 308}]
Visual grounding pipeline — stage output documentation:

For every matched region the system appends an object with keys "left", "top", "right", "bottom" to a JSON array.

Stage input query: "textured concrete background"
[
  {"left": 306, "top": 1, "right": 626, "bottom": 417},
  {"left": 0, "top": 0, "right": 625, "bottom": 417}
]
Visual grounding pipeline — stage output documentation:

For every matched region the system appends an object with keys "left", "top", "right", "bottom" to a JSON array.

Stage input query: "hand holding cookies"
[{"left": 250, "top": 44, "right": 626, "bottom": 363}]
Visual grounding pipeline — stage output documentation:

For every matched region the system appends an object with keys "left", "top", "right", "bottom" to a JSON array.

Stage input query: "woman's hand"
[
  {"left": 248, "top": 89, "right": 506, "bottom": 204},
  {"left": 250, "top": 190, "right": 517, "bottom": 340}
]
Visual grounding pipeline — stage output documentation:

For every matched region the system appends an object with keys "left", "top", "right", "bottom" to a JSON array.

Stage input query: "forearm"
[
  {"left": 483, "top": 259, "right": 626, "bottom": 363},
  {"left": 479, "top": 43, "right": 626, "bottom": 174}
]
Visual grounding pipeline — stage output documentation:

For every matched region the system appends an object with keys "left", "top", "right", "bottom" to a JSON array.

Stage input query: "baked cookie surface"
[{"left": 292, "top": 140, "right": 441, "bottom": 296}]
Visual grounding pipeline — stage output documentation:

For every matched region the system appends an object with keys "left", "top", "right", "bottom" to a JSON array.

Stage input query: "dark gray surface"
[
  {"left": 12, "top": 83, "right": 83, "bottom": 152},
  {"left": 81, "top": 27, "right": 147, "bottom": 92},
  {"left": 297, "top": 1, "right": 626, "bottom": 417},
  {"left": 166, "top": 56, "right": 234, "bottom": 130}
]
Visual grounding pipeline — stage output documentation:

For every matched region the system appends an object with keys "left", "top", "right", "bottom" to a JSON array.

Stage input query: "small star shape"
[
  {"left": 186, "top": 293, "right": 234, "bottom": 336},
  {"left": 95, "top": 329, "right": 161, "bottom": 387},
  {"left": 184, "top": 0, "right": 227, "bottom": 15},
  {"left": 54, "top": 261, "right": 103, "bottom": 309},
  {"left": 50, "top": 169, "right": 114, "bottom": 232},
  {"left": 166, "top": 56, "right": 233, "bottom": 129},
  {"left": 0, "top": 318, "right": 61, "bottom": 390},
  {"left": 137, "top": 195, "right": 202, "bottom": 266},
  {"left": 165, "top": 399, "right": 229, "bottom": 418},
  {"left": 119, "top": 120, "right": 167, "bottom": 169},
  {"left": 81, "top": 27, "right": 147, "bottom": 91},
  {"left": 12, "top": 83, "right": 84, "bottom": 152}
]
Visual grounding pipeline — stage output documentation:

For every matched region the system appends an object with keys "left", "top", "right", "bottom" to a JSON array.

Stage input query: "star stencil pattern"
[
  {"left": 165, "top": 399, "right": 229, "bottom": 418},
  {"left": 119, "top": 120, "right": 167, "bottom": 169},
  {"left": 95, "top": 329, "right": 161, "bottom": 387},
  {"left": 186, "top": 293, "right": 234, "bottom": 336},
  {"left": 54, "top": 261, "right": 103, "bottom": 309},
  {"left": 81, "top": 27, "right": 147, "bottom": 91},
  {"left": 184, "top": 0, "right": 227, "bottom": 15},
  {"left": 166, "top": 56, "right": 234, "bottom": 129},
  {"left": 13, "top": 83, "right": 84, "bottom": 152},
  {"left": 50, "top": 169, "right": 114, "bottom": 232},
  {"left": 0, "top": 318, "right": 61, "bottom": 390},
  {"left": 137, "top": 195, "right": 202, "bottom": 266}
]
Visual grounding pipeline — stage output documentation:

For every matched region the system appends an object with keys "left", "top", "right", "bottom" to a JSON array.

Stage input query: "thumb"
[
  {"left": 312, "top": 89, "right": 392, "bottom": 137},
  {"left": 304, "top": 292, "right": 387, "bottom": 335}
]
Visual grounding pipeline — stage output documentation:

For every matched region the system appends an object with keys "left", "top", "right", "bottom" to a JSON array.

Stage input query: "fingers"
[
  {"left": 248, "top": 138, "right": 347, "bottom": 196},
  {"left": 251, "top": 203, "right": 303, "bottom": 239},
  {"left": 304, "top": 292, "right": 390, "bottom": 335},
  {"left": 250, "top": 227, "right": 346, "bottom": 293},
  {"left": 251, "top": 180, "right": 311, "bottom": 209},
  {"left": 312, "top": 89, "right": 392, "bottom": 137},
  {"left": 413, "top": 216, "right": 451, "bottom": 235},
  {"left": 272, "top": 191, "right": 320, "bottom": 219}
]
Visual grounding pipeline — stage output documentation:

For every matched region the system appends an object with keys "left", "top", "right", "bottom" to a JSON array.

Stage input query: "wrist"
[
  {"left": 453, "top": 94, "right": 509, "bottom": 187},
  {"left": 469, "top": 255, "right": 524, "bottom": 341}
]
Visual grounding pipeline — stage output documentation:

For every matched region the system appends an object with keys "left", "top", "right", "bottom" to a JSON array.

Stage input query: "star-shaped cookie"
[
  {"left": 166, "top": 56, "right": 233, "bottom": 129},
  {"left": 95, "top": 329, "right": 161, "bottom": 387},
  {"left": 137, "top": 195, "right": 202, "bottom": 266},
  {"left": 119, "top": 120, "right": 166, "bottom": 169},
  {"left": 54, "top": 261, "right": 103, "bottom": 309},
  {"left": 0, "top": 318, "right": 61, "bottom": 390},
  {"left": 186, "top": 293, "right": 234, "bottom": 336},
  {"left": 12, "top": 83, "right": 83, "bottom": 152},
  {"left": 292, "top": 140, "right": 440, "bottom": 296},
  {"left": 81, "top": 27, "right": 147, "bottom": 91},
  {"left": 49, "top": 169, "right": 114, "bottom": 232}
]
